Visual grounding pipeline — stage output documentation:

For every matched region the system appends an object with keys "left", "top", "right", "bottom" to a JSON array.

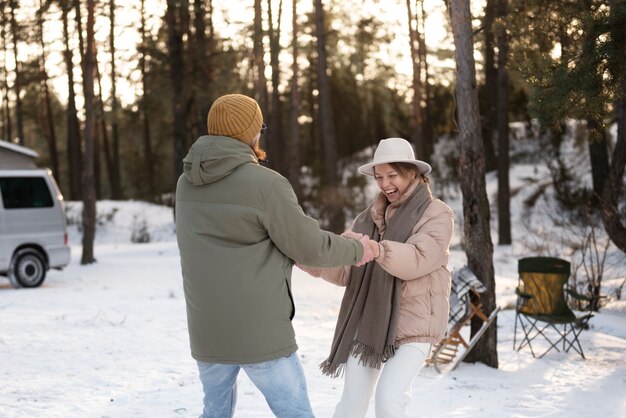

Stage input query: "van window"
[{"left": 0, "top": 177, "right": 53, "bottom": 209}]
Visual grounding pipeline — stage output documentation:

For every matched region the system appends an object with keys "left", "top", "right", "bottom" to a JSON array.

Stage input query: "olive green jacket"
[{"left": 175, "top": 135, "right": 363, "bottom": 364}]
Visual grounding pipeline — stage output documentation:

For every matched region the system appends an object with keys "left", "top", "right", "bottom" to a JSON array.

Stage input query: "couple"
[{"left": 175, "top": 94, "right": 454, "bottom": 418}]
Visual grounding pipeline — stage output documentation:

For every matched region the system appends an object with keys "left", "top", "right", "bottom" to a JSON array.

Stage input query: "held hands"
[
  {"left": 342, "top": 230, "right": 364, "bottom": 240},
  {"left": 368, "top": 239, "right": 380, "bottom": 259},
  {"left": 355, "top": 235, "right": 380, "bottom": 267},
  {"left": 342, "top": 230, "right": 379, "bottom": 266},
  {"left": 296, "top": 231, "right": 380, "bottom": 275}
]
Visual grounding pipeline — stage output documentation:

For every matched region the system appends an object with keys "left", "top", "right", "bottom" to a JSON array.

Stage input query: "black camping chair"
[{"left": 513, "top": 257, "right": 593, "bottom": 359}]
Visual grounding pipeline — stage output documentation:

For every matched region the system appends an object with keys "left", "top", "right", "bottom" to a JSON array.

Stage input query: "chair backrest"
[
  {"left": 518, "top": 257, "right": 572, "bottom": 317},
  {"left": 449, "top": 266, "right": 487, "bottom": 325}
]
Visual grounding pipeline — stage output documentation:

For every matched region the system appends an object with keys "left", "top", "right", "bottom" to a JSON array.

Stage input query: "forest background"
[{"left": 1, "top": 0, "right": 625, "bottom": 368}]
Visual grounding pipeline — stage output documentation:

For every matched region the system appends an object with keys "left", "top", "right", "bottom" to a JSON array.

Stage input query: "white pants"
[{"left": 332, "top": 342, "right": 430, "bottom": 418}]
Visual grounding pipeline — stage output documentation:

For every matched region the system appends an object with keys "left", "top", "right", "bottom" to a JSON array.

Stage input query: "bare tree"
[
  {"left": 253, "top": 0, "right": 268, "bottom": 123},
  {"left": 140, "top": 0, "right": 156, "bottom": 199},
  {"left": 406, "top": 0, "right": 424, "bottom": 158},
  {"left": 287, "top": 0, "right": 302, "bottom": 199},
  {"left": 73, "top": 0, "right": 85, "bottom": 82},
  {"left": 496, "top": 0, "right": 511, "bottom": 244},
  {"left": 449, "top": 0, "right": 498, "bottom": 368},
  {"left": 191, "top": 0, "right": 211, "bottom": 140},
  {"left": 81, "top": 0, "right": 96, "bottom": 264},
  {"left": 8, "top": 0, "right": 23, "bottom": 145},
  {"left": 1, "top": 4, "right": 12, "bottom": 142},
  {"left": 109, "top": 0, "right": 122, "bottom": 199},
  {"left": 418, "top": 0, "right": 434, "bottom": 159},
  {"left": 36, "top": 0, "right": 60, "bottom": 181},
  {"left": 61, "top": 0, "right": 82, "bottom": 200},
  {"left": 482, "top": 0, "right": 498, "bottom": 172},
  {"left": 314, "top": 0, "right": 344, "bottom": 232},
  {"left": 94, "top": 43, "right": 115, "bottom": 197},
  {"left": 166, "top": 0, "right": 190, "bottom": 188},
  {"left": 267, "top": 0, "right": 283, "bottom": 172}
]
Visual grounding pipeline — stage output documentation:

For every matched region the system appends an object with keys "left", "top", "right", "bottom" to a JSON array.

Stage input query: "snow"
[{"left": 1, "top": 133, "right": 626, "bottom": 417}]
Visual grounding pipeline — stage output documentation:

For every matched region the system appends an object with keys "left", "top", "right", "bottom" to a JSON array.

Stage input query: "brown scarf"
[{"left": 320, "top": 181, "right": 433, "bottom": 377}]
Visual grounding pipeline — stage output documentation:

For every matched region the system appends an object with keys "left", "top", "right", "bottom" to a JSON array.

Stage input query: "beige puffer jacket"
[{"left": 303, "top": 181, "right": 454, "bottom": 345}]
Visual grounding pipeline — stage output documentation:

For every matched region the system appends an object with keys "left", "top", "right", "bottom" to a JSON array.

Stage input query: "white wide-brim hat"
[{"left": 358, "top": 137, "right": 432, "bottom": 176}]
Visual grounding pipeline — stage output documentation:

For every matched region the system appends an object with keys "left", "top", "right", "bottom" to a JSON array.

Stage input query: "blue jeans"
[{"left": 196, "top": 352, "right": 315, "bottom": 418}]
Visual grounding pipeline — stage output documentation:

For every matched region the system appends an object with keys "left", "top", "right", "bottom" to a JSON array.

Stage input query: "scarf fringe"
[{"left": 320, "top": 340, "right": 397, "bottom": 378}]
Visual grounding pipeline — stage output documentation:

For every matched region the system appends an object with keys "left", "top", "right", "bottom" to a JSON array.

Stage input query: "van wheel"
[{"left": 10, "top": 249, "right": 47, "bottom": 288}]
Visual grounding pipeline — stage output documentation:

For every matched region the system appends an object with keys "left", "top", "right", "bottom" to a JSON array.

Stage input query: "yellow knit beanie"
[{"left": 207, "top": 94, "right": 263, "bottom": 145}]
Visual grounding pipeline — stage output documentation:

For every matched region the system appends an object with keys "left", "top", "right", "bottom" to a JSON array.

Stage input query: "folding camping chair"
[
  {"left": 513, "top": 257, "right": 593, "bottom": 359},
  {"left": 428, "top": 266, "right": 499, "bottom": 373}
]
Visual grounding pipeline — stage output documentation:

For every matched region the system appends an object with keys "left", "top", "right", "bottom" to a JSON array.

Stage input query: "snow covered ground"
[
  {"left": 1, "top": 133, "right": 626, "bottom": 417},
  {"left": 1, "top": 237, "right": 624, "bottom": 417}
]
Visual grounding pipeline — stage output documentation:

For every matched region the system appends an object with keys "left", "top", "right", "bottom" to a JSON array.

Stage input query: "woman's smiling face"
[{"left": 374, "top": 163, "right": 414, "bottom": 203}]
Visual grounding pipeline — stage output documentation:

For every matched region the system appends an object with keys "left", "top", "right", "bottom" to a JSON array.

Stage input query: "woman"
[{"left": 299, "top": 137, "right": 454, "bottom": 418}]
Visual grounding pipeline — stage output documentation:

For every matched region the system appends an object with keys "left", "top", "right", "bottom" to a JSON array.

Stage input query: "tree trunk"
[
  {"left": 600, "top": 95, "right": 626, "bottom": 252},
  {"left": 590, "top": 113, "right": 626, "bottom": 252},
  {"left": 86, "top": 37, "right": 101, "bottom": 200},
  {"left": 140, "top": 0, "right": 156, "bottom": 201},
  {"left": 419, "top": 0, "right": 433, "bottom": 161},
  {"left": 9, "top": 0, "right": 24, "bottom": 146},
  {"left": 94, "top": 43, "right": 115, "bottom": 198},
  {"left": 482, "top": 0, "right": 498, "bottom": 172},
  {"left": 267, "top": 0, "right": 284, "bottom": 173},
  {"left": 288, "top": 0, "right": 302, "bottom": 199},
  {"left": 254, "top": 0, "right": 269, "bottom": 128},
  {"left": 496, "top": 0, "right": 511, "bottom": 245},
  {"left": 0, "top": 5, "right": 10, "bottom": 141},
  {"left": 597, "top": 0, "right": 626, "bottom": 253},
  {"left": 588, "top": 117, "right": 610, "bottom": 202},
  {"left": 109, "top": 0, "right": 122, "bottom": 199},
  {"left": 61, "top": 1, "right": 82, "bottom": 200},
  {"left": 406, "top": 0, "right": 424, "bottom": 158},
  {"left": 449, "top": 0, "right": 498, "bottom": 368},
  {"left": 73, "top": 0, "right": 85, "bottom": 84},
  {"left": 192, "top": 0, "right": 211, "bottom": 140},
  {"left": 93, "top": 109, "right": 101, "bottom": 199},
  {"left": 167, "top": 0, "right": 189, "bottom": 192},
  {"left": 1, "top": 27, "right": 11, "bottom": 143},
  {"left": 37, "top": 1, "right": 60, "bottom": 181},
  {"left": 314, "top": 0, "right": 344, "bottom": 232},
  {"left": 81, "top": 0, "right": 97, "bottom": 265}
]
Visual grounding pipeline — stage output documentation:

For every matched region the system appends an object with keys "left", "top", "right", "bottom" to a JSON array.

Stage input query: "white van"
[{"left": 0, "top": 169, "right": 71, "bottom": 287}]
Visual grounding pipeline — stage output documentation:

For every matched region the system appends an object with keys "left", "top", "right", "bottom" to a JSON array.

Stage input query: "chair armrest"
[
  {"left": 515, "top": 287, "right": 532, "bottom": 300},
  {"left": 565, "top": 288, "right": 593, "bottom": 302},
  {"left": 575, "top": 313, "right": 594, "bottom": 329}
]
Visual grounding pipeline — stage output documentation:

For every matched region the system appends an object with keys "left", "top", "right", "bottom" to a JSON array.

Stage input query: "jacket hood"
[{"left": 183, "top": 135, "right": 258, "bottom": 186}]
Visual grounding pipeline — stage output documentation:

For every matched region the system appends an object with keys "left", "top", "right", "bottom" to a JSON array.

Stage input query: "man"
[{"left": 175, "top": 93, "right": 375, "bottom": 417}]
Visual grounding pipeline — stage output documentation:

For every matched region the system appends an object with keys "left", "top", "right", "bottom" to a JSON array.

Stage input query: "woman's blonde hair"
[{"left": 388, "top": 162, "right": 430, "bottom": 183}]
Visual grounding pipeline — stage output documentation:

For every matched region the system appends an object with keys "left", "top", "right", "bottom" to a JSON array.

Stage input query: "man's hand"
[
  {"left": 342, "top": 230, "right": 364, "bottom": 240},
  {"left": 356, "top": 236, "right": 375, "bottom": 266}
]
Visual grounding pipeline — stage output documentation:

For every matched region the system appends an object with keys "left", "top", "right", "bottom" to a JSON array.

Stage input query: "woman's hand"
[
  {"left": 368, "top": 240, "right": 380, "bottom": 259},
  {"left": 355, "top": 236, "right": 375, "bottom": 266},
  {"left": 344, "top": 231, "right": 379, "bottom": 264}
]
